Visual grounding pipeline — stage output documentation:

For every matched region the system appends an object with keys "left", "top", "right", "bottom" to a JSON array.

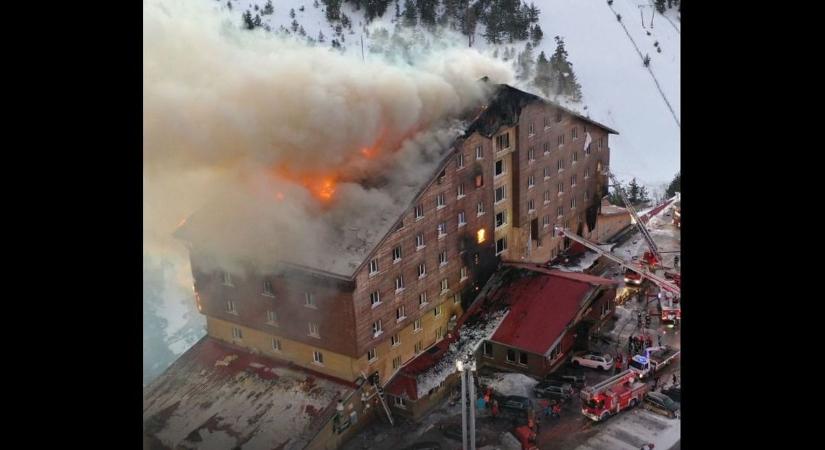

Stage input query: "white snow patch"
[
  {"left": 481, "top": 372, "right": 538, "bottom": 398},
  {"left": 415, "top": 309, "right": 508, "bottom": 398}
]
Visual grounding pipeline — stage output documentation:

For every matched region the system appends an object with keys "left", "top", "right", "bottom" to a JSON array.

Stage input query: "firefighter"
[{"left": 552, "top": 402, "right": 562, "bottom": 418}]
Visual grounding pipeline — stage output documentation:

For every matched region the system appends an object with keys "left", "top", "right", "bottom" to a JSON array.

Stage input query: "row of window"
[
  {"left": 368, "top": 322, "right": 446, "bottom": 363},
  {"left": 528, "top": 169, "right": 590, "bottom": 189}
]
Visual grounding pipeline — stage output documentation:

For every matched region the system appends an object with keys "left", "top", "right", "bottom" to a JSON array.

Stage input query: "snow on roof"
[
  {"left": 143, "top": 337, "right": 354, "bottom": 450},
  {"left": 600, "top": 204, "right": 629, "bottom": 216},
  {"left": 413, "top": 308, "right": 509, "bottom": 399},
  {"left": 490, "top": 271, "right": 598, "bottom": 355},
  {"left": 478, "top": 372, "right": 538, "bottom": 398}
]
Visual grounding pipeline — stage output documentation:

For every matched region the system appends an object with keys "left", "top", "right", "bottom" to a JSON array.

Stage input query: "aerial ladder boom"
[
  {"left": 580, "top": 369, "right": 637, "bottom": 400},
  {"left": 554, "top": 226, "right": 680, "bottom": 295},
  {"left": 605, "top": 170, "right": 662, "bottom": 266}
]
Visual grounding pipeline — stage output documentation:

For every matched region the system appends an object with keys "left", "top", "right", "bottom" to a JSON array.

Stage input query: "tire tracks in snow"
[{"left": 606, "top": 3, "right": 680, "bottom": 128}]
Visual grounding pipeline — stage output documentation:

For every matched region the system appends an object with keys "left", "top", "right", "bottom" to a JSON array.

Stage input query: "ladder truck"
[
  {"left": 628, "top": 346, "right": 681, "bottom": 379},
  {"left": 580, "top": 369, "right": 649, "bottom": 422},
  {"left": 554, "top": 227, "right": 681, "bottom": 324}
]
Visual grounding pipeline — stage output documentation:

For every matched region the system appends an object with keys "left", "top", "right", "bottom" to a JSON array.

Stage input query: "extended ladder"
[
  {"left": 605, "top": 171, "right": 662, "bottom": 266},
  {"left": 361, "top": 371, "right": 394, "bottom": 426},
  {"left": 580, "top": 369, "right": 637, "bottom": 400}
]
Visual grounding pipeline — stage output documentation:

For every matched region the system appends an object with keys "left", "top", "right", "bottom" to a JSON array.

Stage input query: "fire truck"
[
  {"left": 629, "top": 346, "right": 681, "bottom": 379},
  {"left": 580, "top": 370, "right": 649, "bottom": 422}
]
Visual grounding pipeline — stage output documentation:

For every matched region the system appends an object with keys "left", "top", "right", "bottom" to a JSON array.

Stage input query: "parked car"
[
  {"left": 571, "top": 352, "right": 614, "bottom": 371},
  {"left": 500, "top": 395, "right": 532, "bottom": 413},
  {"left": 533, "top": 381, "right": 574, "bottom": 400},
  {"left": 403, "top": 442, "right": 442, "bottom": 450},
  {"left": 546, "top": 370, "right": 587, "bottom": 389},
  {"left": 661, "top": 386, "right": 681, "bottom": 403},
  {"left": 643, "top": 392, "right": 680, "bottom": 418}
]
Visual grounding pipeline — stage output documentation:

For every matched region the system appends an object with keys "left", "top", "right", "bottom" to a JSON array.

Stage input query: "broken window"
[{"left": 475, "top": 174, "right": 484, "bottom": 188}]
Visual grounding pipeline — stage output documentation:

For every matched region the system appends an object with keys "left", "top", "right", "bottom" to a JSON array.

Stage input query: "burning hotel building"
[{"left": 173, "top": 82, "right": 617, "bottom": 390}]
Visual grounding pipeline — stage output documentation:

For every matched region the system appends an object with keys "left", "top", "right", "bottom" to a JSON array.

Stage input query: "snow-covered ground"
[{"left": 575, "top": 408, "right": 680, "bottom": 450}]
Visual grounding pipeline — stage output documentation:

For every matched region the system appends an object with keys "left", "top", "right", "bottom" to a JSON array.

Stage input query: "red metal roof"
[
  {"left": 385, "top": 373, "right": 419, "bottom": 400},
  {"left": 503, "top": 263, "right": 619, "bottom": 286},
  {"left": 490, "top": 271, "right": 596, "bottom": 355}
]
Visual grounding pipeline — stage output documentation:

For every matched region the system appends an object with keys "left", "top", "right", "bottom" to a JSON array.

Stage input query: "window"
[
  {"left": 494, "top": 159, "right": 504, "bottom": 176},
  {"left": 226, "top": 300, "right": 237, "bottom": 314},
  {"left": 572, "top": 127, "right": 578, "bottom": 139},
  {"left": 558, "top": 182, "right": 564, "bottom": 194},
  {"left": 414, "top": 341, "right": 423, "bottom": 354},
  {"left": 585, "top": 168, "right": 590, "bottom": 179},
  {"left": 528, "top": 147, "right": 535, "bottom": 161},
  {"left": 395, "top": 275, "right": 405, "bottom": 292},
  {"left": 506, "top": 349, "right": 516, "bottom": 362},
  {"left": 528, "top": 199, "right": 535, "bottom": 212},
  {"left": 263, "top": 280, "right": 274, "bottom": 296},
  {"left": 476, "top": 145, "right": 483, "bottom": 159},
  {"left": 555, "top": 110, "right": 562, "bottom": 122},
  {"left": 544, "top": 167, "right": 550, "bottom": 179},
  {"left": 477, "top": 228, "right": 486, "bottom": 243},
  {"left": 438, "top": 222, "right": 447, "bottom": 238},
  {"left": 477, "top": 201, "right": 485, "bottom": 215},
  {"left": 440, "top": 278, "right": 448, "bottom": 293},
  {"left": 370, "top": 291, "right": 381, "bottom": 307},
  {"left": 483, "top": 341, "right": 493, "bottom": 357},
  {"left": 584, "top": 189, "right": 590, "bottom": 200},
  {"left": 436, "top": 326, "right": 444, "bottom": 340},
  {"left": 419, "top": 291, "right": 428, "bottom": 307},
  {"left": 543, "top": 142, "right": 550, "bottom": 154},
  {"left": 232, "top": 327, "right": 242, "bottom": 339},
  {"left": 454, "top": 292, "right": 462, "bottom": 304},
  {"left": 572, "top": 151, "right": 578, "bottom": 163},
  {"left": 557, "top": 134, "right": 565, "bottom": 146},
  {"left": 457, "top": 183, "right": 466, "bottom": 198},
  {"left": 392, "top": 356, "right": 402, "bottom": 370},
  {"left": 460, "top": 266, "right": 469, "bottom": 280},
  {"left": 496, "top": 237, "right": 507, "bottom": 254},
  {"left": 222, "top": 271, "right": 233, "bottom": 286},
  {"left": 528, "top": 175, "right": 535, "bottom": 188},
  {"left": 475, "top": 174, "right": 484, "bottom": 188},
  {"left": 437, "top": 193, "right": 446, "bottom": 208},
  {"left": 391, "top": 334, "right": 400, "bottom": 347},
  {"left": 457, "top": 152, "right": 465, "bottom": 169},
  {"left": 439, "top": 250, "right": 448, "bottom": 266},
  {"left": 495, "top": 186, "right": 506, "bottom": 203},
  {"left": 519, "top": 352, "right": 528, "bottom": 365},
  {"left": 585, "top": 142, "right": 592, "bottom": 155},
  {"left": 309, "top": 322, "right": 320, "bottom": 337},
  {"left": 599, "top": 137, "right": 604, "bottom": 149},
  {"left": 544, "top": 116, "right": 550, "bottom": 128},
  {"left": 437, "top": 170, "right": 446, "bottom": 184},
  {"left": 418, "top": 263, "right": 427, "bottom": 278},
  {"left": 305, "top": 292, "right": 316, "bottom": 308},
  {"left": 543, "top": 215, "right": 551, "bottom": 227},
  {"left": 266, "top": 310, "right": 278, "bottom": 324},
  {"left": 458, "top": 211, "right": 466, "bottom": 227},
  {"left": 372, "top": 320, "right": 383, "bottom": 337},
  {"left": 571, "top": 174, "right": 577, "bottom": 187},
  {"left": 528, "top": 122, "right": 535, "bottom": 136},
  {"left": 313, "top": 350, "right": 324, "bottom": 365},
  {"left": 557, "top": 206, "right": 564, "bottom": 217},
  {"left": 495, "top": 211, "right": 507, "bottom": 228},
  {"left": 414, "top": 204, "right": 424, "bottom": 220},
  {"left": 416, "top": 233, "right": 425, "bottom": 249},
  {"left": 544, "top": 190, "right": 551, "bottom": 204},
  {"left": 272, "top": 338, "right": 282, "bottom": 351},
  {"left": 496, "top": 133, "right": 510, "bottom": 150},
  {"left": 393, "top": 246, "right": 402, "bottom": 262},
  {"left": 369, "top": 259, "right": 379, "bottom": 275},
  {"left": 571, "top": 197, "right": 577, "bottom": 209},
  {"left": 557, "top": 159, "right": 564, "bottom": 172},
  {"left": 367, "top": 348, "right": 377, "bottom": 362}
]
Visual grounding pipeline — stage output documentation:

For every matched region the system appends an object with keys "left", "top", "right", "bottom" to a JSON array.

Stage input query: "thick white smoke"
[{"left": 144, "top": 0, "right": 514, "bottom": 276}]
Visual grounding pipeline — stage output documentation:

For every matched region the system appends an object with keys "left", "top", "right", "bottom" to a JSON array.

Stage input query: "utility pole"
[
  {"left": 456, "top": 356, "right": 477, "bottom": 450},
  {"left": 459, "top": 360, "right": 467, "bottom": 450},
  {"left": 360, "top": 34, "right": 365, "bottom": 62}
]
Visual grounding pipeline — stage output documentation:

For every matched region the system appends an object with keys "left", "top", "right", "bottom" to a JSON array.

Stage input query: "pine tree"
[
  {"left": 322, "top": 0, "right": 341, "bottom": 21},
  {"left": 395, "top": 0, "right": 401, "bottom": 19},
  {"left": 291, "top": 19, "right": 300, "bottom": 32},
  {"left": 639, "top": 185, "right": 650, "bottom": 204},
  {"left": 402, "top": 0, "right": 417, "bottom": 27},
  {"left": 242, "top": 10, "right": 254, "bottom": 29},
  {"left": 341, "top": 13, "right": 351, "bottom": 29},
  {"left": 417, "top": 0, "right": 437, "bottom": 28},
  {"left": 516, "top": 42, "right": 534, "bottom": 81},
  {"left": 527, "top": 2, "right": 540, "bottom": 24},
  {"left": 290, "top": 8, "right": 296, "bottom": 19},
  {"left": 299, "top": 25, "right": 307, "bottom": 36},
  {"left": 530, "top": 23, "right": 543, "bottom": 46},
  {"left": 549, "top": 36, "right": 581, "bottom": 100},
  {"left": 627, "top": 178, "right": 641, "bottom": 205},
  {"left": 254, "top": 14, "right": 262, "bottom": 28},
  {"left": 254, "top": 4, "right": 259, "bottom": 11},
  {"left": 227, "top": 1, "right": 232, "bottom": 10},
  {"left": 533, "top": 51, "right": 553, "bottom": 96},
  {"left": 461, "top": 4, "right": 478, "bottom": 46},
  {"left": 300, "top": 5, "right": 305, "bottom": 11},
  {"left": 314, "top": 0, "right": 320, "bottom": 8},
  {"left": 263, "top": 0, "right": 274, "bottom": 15},
  {"left": 318, "top": 30, "right": 326, "bottom": 42},
  {"left": 665, "top": 172, "right": 680, "bottom": 198},
  {"left": 655, "top": 0, "right": 666, "bottom": 13}
]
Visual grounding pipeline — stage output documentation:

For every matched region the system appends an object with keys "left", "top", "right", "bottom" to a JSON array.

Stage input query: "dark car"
[
  {"left": 533, "top": 381, "right": 574, "bottom": 401},
  {"left": 643, "top": 392, "right": 680, "bottom": 418},
  {"left": 546, "top": 370, "right": 586, "bottom": 389},
  {"left": 500, "top": 395, "right": 532, "bottom": 412},
  {"left": 402, "top": 442, "right": 442, "bottom": 450},
  {"left": 661, "top": 386, "right": 681, "bottom": 403}
]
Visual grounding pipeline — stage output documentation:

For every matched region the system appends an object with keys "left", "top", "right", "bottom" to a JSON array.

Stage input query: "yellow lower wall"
[{"left": 206, "top": 298, "right": 460, "bottom": 385}]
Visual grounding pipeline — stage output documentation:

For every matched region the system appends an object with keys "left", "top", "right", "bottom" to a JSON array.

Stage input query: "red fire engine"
[{"left": 580, "top": 370, "right": 649, "bottom": 422}]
